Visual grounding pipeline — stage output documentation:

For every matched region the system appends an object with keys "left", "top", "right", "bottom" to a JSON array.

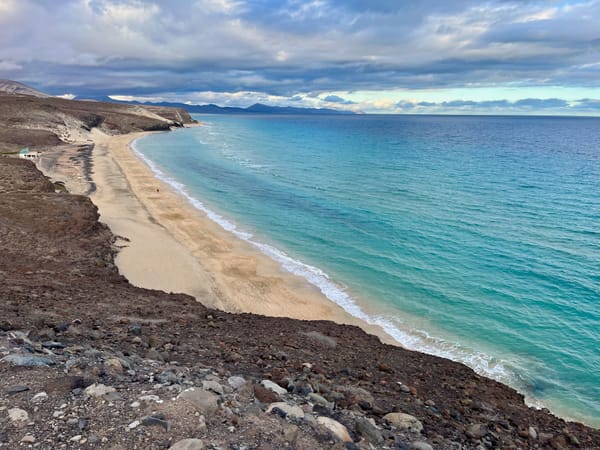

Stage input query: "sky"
[{"left": 2, "top": 0, "right": 600, "bottom": 114}]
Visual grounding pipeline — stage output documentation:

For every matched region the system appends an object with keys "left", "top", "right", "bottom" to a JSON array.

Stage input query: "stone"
[
  {"left": 266, "top": 402, "right": 304, "bottom": 420},
  {"left": 317, "top": 416, "right": 353, "bottom": 443},
  {"left": 104, "top": 358, "right": 123, "bottom": 374},
  {"left": 466, "top": 423, "right": 488, "bottom": 439},
  {"left": 528, "top": 426, "right": 538, "bottom": 440},
  {"left": 383, "top": 412, "right": 423, "bottom": 433},
  {"left": 20, "top": 434, "right": 35, "bottom": 443},
  {"left": 142, "top": 415, "right": 171, "bottom": 431},
  {"left": 70, "top": 435, "right": 82, "bottom": 442},
  {"left": 129, "top": 323, "right": 143, "bottom": 336},
  {"left": 398, "top": 383, "right": 411, "bottom": 393},
  {"left": 227, "top": 376, "right": 246, "bottom": 390},
  {"left": 410, "top": 442, "right": 433, "bottom": 450},
  {"left": 355, "top": 417, "right": 383, "bottom": 445},
  {"left": 84, "top": 383, "right": 116, "bottom": 398},
  {"left": 31, "top": 392, "right": 48, "bottom": 403},
  {"left": 139, "top": 394, "right": 162, "bottom": 403},
  {"left": 169, "top": 439, "right": 205, "bottom": 450},
  {"left": 202, "top": 380, "right": 225, "bottom": 395},
  {"left": 178, "top": 388, "right": 219, "bottom": 416},
  {"left": 308, "top": 393, "right": 334, "bottom": 409},
  {"left": 253, "top": 384, "right": 280, "bottom": 403},
  {"left": 7, "top": 385, "right": 30, "bottom": 394},
  {"left": 128, "top": 420, "right": 140, "bottom": 430},
  {"left": 156, "top": 369, "right": 179, "bottom": 385},
  {"left": 261, "top": 379, "right": 287, "bottom": 396},
  {"left": 42, "top": 340, "right": 65, "bottom": 349},
  {"left": 1, "top": 354, "right": 55, "bottom": 367},
  {"left": 300, "top": 331, "right": 337, "bottom": 348},
  {"left": 8, "top": 408, "right": 29, "bottom": 422}
]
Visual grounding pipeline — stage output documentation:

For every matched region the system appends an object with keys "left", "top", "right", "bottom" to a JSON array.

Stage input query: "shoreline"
[{"left": 89, "top": 128, "right": 398, "bottom": 345}]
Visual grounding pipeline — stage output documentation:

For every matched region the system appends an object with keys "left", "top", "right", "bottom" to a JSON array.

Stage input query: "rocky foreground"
[{"left": 1, "top": 90, "right": 599, "bottom": 449}]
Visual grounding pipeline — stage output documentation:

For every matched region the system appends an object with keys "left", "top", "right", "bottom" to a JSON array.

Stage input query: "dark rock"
[
  {"left": 42, "top": 340, "right": 65, "bottom": 349},
  {"left": 128, "top": 322, "right": 142, "bottom": 336},
  {"left": 142, "top": 415, "right": 171, "bottom": 431},
  {"left": 155, "top": 369, "right": 180, "bottom": 384},
  {"left": 253, "top": 384, "right": 280, "bottom": 403},
  {"left": 355, "top": 417, "right": 384, "bottom": 445},
  {"left": 1, "top": 354, "right": 55, "bottom": 366},
  {"left": 0, "top": 431, "right": 8, "bottom": 443},
  {"left": 466, "top": 423, "right": 488, "bottom": 439},
  {"left": 78, "top": 418, "right": 90, "bottom": 430},
  {"left": 7, "top": 385, "right": 30, "bottom": 394}
]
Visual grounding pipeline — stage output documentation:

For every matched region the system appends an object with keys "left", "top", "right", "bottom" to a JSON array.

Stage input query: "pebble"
[
  {"left": 7, "top": 385, "right": 30, "bottom": 394},
  {"left": 20, "top": 434, "right": 35, "bottom": 443},
  {"left": 253, "top": 384, "right": 280, "bottom": 403},
  {"left": 139, "top": 394, "right": 162, "bottom": 403},
  {"left": 8, "top": 407, "right": 29, "bottom": 422},
  {"left": 42, "top": 340, "right": 65, "bottom": 349},
  {"left": 383, "top": 412, "right": 423, "bottom": 434},
  {"left": 70, "top": 435, "right": 82, "bottom": 442},
  {"left": 355, "top": 417, "right": 383, "bottom": 445},
  {"left": 202, "top": 380, "right": 225, "bottom": 395},
  {"left": 1, "top": 354, "right": 55, "bottom": 367},
  {"left": 308, "top": 392, "right": 334, "bottom": 409},
  {"left": 84, "top": 383, "right": 116, "bottom": 398},
  {"left": 130, "top": 401, "right": 141, "bottom": 408},
  {"left": 178, "top": 388, "right": 219, "bottom": 416},
  {"left": 316, "top": 416, "right": 353, "bottom": 442},
  {"left": 156, "top": 369, "right": 179, "bottom": 384},
  {"left": 528, "top": 426, "right": 538, "bottom": 440},
  {"left": 266, "top": 402, "right": 304, "bottom": 420},
  {"left": 169, "top": 439, "right": 205, "bottom": 450},
  {"left": 410, "top": 442, "right": 434, "bottom": 450},
  {"left": 227, "top": 376, "right": 246, "bottom": 390},
  {"left": 104, "top": 358, "right": 123, "bottom": 374},
  {"left": 142, "top": 415, "right": 171, "bottom": 431},
  {"left": 466, "top": 423, "right": 488, "bottom": 439},
  {"left": 31, "top": 392, "right": 48, "bottom": 403},
  {"left": 261, "top": 379, "right": 287, "bottom": 396},
  {"left": 128, "top": 420, "right": 141, "bottom": 430}
]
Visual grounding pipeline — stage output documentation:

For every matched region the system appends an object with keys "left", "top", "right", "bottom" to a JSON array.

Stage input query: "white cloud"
[{"left": 0, "top": 59, "right": 22, "bottom": 72}]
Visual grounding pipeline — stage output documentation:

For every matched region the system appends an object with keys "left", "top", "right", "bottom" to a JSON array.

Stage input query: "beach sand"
[{"left": 89, "top": 129, "right": 395, "bottom": 343}]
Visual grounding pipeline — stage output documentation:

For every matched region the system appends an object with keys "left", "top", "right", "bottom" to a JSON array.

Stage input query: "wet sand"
[{"left": 89, "top": 128, "right": 395, "bottom": 343}]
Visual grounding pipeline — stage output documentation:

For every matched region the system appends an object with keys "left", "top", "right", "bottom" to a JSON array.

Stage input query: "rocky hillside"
[
  {"left": 1, "top": 158, "right": 599, "bottom": 448},
  {"left": 0, "top": 80, "right": 48, "bottom": 98},
  {"left": 0, "top": 82, "right": 194, "bottom": 152}
]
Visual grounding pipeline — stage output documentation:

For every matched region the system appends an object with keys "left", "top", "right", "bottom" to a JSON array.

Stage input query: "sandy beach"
[{"left": 89, "top": 128, "right": 394, "bottom": 343}]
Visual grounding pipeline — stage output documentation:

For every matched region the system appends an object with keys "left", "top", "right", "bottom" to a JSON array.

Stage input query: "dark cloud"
[
  {"left": 323, "top": 95, "right": 356, "bottom": 104},
  {"left": 514, "top": 98, "right": 569, "bottom": 108},
  {"left": 395, "top": 97, "right": 573, "bottom": 113},
  {"left": 0, "top": 0, "right": 599, "bottom": 112}
]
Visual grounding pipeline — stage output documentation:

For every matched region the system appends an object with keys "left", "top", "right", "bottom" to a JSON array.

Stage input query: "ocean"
[{"left": 133, "top": 114, "right": 600, "bottom": 427}]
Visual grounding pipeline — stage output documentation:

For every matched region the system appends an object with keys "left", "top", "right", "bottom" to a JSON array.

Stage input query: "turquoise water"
[{"left": 134, "top": 114, "right": 600, "bottom": 427}]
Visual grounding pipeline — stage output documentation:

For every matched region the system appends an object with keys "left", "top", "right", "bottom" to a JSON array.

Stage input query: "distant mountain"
[
  {"left": 0, "top": 79, "right": 49, "bottom": 98},
  {"left": 104, "top": 98, "right": 355, "bottom": 115}
]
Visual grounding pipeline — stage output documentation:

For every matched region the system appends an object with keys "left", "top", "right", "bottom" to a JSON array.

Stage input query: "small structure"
[{"left": 19, "top": 148, "right": 40, "bottom": 159}]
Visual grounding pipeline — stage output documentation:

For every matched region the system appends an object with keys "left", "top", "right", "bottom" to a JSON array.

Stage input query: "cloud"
[
  {"left": 387, "top": 97, "right": 577, "bottom": 115},
  {"left": 514, "top": 98, "right": 569, "bottom": 108},
  {"left": 322, "top": 94, "right": 356, "bottom": 104},
  {"left": 1, "top": 0, "right": 600, "bottom": 115}
]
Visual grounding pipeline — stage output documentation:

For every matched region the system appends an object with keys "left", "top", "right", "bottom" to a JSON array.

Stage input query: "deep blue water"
[{"left": 134, "top": 114, "right": 600, "bottom": 426}]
